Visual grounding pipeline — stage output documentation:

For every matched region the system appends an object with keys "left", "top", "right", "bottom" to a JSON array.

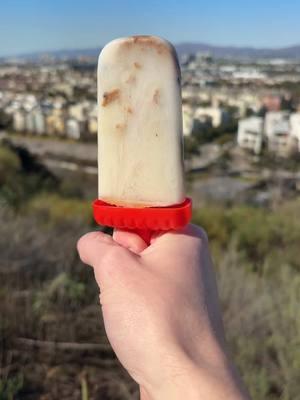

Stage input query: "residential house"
[
  {"left": 25, "top": 110, "right": 35, "bottom": 133},
  {"left": 13, "top": 109, "right": 26, "bottom": 132},
  {"left": 265, "top": 112, "right": 291, "bottom": 156},
  {"left": 237, "top": 117, "right": 264, "bottom": 154},
  {"left": 32, "top": 107, "right": 45, "bottom": 135},
  {"left": 290, "top": 113, "right": 300, "bottom": 151},
  {"left": 182, "top": 104, "right": 194, "bottom": 136},
  {"left": 45, "top": 109, "right": 65, "bottom": 136},
  {"left": 87, "top": 105, "right": 97, "bottom": 136},
  {"left": 265, "top": 112, "right": 290, "bottom": 138},
  {"left": 66, "top": 118, "right": 81, "bottom": 140},
  {"left": 194, "top": 106, "right": 228, "bottom": 128}
]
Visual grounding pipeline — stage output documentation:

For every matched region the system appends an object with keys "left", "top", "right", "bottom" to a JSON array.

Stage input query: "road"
[{"left": 1, "top": 132, "right": 97, "bottom": 166}]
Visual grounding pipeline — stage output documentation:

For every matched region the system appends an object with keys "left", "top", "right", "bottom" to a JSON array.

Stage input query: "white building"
[
  {"left": 267, "top": 132, "right": 295, "bottom": 156},
  {"left": 265, "top": 112, "right": 291, "bottom": 156},
  {"left": 194, "top": 107, "right": 228, "bottom": 128},
  {"left": 53, "top": 83, "right": 73, "bottom": 98},
  {"left": 25, "top": 110, "right": 35, "bottom": 133},
  {"left": 290, "top": 113, "right": 300, "bottom": 151},
  {"left": 232, "top": 69, "right": 266, "bottom": 81},
  {"left": 264, "top": 112, "right": 290, "bottom": 138},
  {"left": 237, "top": 117, "right": 264, "bottom": 154},
  {"left": 66, "top": 118, "right": 81, "bottom": 140},
  {"left": 32, "top": 108, "right": 45, "bottom": 135},
  {"left": 181, "top": 87, "right": 198, "bottom": 102},
  {"left": 23, "top": 95, "right": 38, "bottom": 112},
  {"left": 69, "top": 103, "right": 86, "bottom": 122},
  {"left": 87, "top": 104, "right": 97, "bottom": 135},
  {"left": 13, "top": 110, "right": 26, "bottom": 132},
  {"left": 87, "top": 117, "right": 97, "bottom": 135},
  {"left": 182, "top": 104, "right": 194, "bottom": 136}
]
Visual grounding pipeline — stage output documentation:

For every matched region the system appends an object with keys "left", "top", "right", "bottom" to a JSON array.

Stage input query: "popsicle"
[
  {"left": 93, "top": 35, "right": 192, "bottom": 239},
  {"left": 97, "top": 35, "right": 185, "bottom": 207}
]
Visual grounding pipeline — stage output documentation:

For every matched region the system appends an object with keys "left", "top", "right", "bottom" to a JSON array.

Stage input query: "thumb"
[
  {"left": 77, "top": 231, "right": 138, "bottom": 290},
  {"left": 77, "top": 231, "right": 115, "bottom": 266}
]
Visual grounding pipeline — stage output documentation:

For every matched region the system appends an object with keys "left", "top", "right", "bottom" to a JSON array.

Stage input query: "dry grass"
[
  {"left": 0, "top": 205, "right": 299, "bottom": 399},
  {"left": 217, "top": 243, "right": 300, "bottom": 400}
]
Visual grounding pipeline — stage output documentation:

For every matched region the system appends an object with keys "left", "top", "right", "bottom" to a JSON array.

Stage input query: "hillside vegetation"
[{"left": 0, "top": 143, "right": 299, "bottom": 400}]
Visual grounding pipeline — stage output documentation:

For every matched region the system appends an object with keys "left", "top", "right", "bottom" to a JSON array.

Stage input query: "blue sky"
[{"left": 1, "top": 0, "right": 300, "bottom": 56}]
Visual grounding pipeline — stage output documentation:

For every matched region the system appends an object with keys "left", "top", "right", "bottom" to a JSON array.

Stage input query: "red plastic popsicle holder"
[{"left": 93, "top": 197, "right": 192, "bottom": 245}]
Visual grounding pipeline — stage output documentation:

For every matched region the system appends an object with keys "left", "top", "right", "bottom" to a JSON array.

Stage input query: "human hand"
[{"left": 77, "top": 225, "right": 250, "bottom": 400}]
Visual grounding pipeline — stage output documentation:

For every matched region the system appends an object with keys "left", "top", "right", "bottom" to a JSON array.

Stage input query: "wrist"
[{"left": 141, "top": 339, "right": 250, "bottom": 400}]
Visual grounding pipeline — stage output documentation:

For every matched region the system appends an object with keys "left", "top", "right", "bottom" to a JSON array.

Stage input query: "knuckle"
[
  {"left": 93, "top": 248, "right": 123, "bottom": 287},
  {"left": 102, "top": 246, "right": 123, "bottom": 269}
]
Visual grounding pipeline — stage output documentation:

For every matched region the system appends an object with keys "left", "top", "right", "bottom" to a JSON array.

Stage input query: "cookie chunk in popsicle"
[{"left": 98, "top": 35, "right": 185, "bottom": 208}]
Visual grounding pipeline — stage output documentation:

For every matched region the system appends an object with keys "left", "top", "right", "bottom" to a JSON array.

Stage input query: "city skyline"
[{"left": 1, "top": 0, "right": 300, "bottom": 57}]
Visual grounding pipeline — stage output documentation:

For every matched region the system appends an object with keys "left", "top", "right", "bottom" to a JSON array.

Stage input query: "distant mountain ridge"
[
  {"left": 1, "top": 47, "right": 102, "bottom": 61},
  {"left": 175, "top": 43, "right": 300, "bottom": 59},
  {"left": 2, "top": 42, "right": 300, "bottom": 61}
]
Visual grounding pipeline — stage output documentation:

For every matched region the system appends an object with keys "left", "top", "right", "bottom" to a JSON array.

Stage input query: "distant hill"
[
  {"left": 2, "top": 42, "right": 300, "bottom": 62},
  {"left": 1, "top": 47, "right": 102, "bottom": 62},
  {"left": 175, "top": 43, "right": 300, "bottom": 59}
]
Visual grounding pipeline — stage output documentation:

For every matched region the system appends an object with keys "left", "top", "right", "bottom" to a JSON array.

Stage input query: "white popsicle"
[{"left": 97, "top": 35, "right": 185, "bottom": 207}]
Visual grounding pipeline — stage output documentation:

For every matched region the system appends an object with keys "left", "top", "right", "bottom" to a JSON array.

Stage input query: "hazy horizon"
[{"left": 3, "top": 40, "right": 300, "bottom": 59}]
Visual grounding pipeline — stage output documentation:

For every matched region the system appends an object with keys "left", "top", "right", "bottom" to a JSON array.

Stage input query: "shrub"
[
  {"left": 33, "top": 273, "right": 86, "bottom": 312},
  {"left": 0, "top": 146, "right": 21, "bottom": 184},
  {"left": 193, "top": 200, "right": 300, "bottom": 272},
  {"left": 0, "top": 144, "right": 58, "bottom": 209},
  {"left": 26, "top": 193, "right": 92, "bottom": 226},
  {"left": 0, "top": 374, "right": 24, "bottom": 400}
]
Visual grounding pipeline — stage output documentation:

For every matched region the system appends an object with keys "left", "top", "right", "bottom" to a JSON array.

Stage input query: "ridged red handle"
[
  {"left": 130, "top": 229, "right": 153, "bottom": 246},
  {"left": 93, "top": 198, "right": 192, "bottom": 232}
]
